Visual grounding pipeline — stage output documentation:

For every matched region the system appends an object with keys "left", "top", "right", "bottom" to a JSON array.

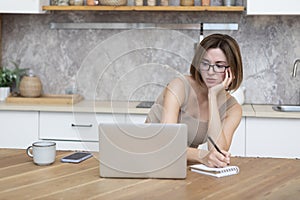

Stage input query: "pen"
[{"left": 207, "top": 136, "right": 226, "bottom": 157}]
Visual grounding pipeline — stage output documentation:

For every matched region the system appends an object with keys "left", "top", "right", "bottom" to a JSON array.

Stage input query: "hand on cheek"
[{"left": 224, "top": 68, "right": 233, "bottom": 90}]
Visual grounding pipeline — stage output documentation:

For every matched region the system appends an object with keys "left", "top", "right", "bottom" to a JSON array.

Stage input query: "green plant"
[
  {"left": 0, "top": 62, "right": 29, "bottom": 95},
  {"left": 10, "top": 62, "right": 29, "bottom": 94},
  {"left": 0, "top": 67, "right": 16, "bottom": 87}
]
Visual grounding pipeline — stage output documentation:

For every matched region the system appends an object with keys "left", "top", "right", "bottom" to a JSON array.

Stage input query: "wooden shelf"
[{"left": 43, "top": 6, "right": 245, "bottom": 12}]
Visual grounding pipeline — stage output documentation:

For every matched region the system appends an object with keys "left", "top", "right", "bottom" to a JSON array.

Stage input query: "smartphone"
[{"left": 61, "top": 152, "right": 92, "bottom": 163}]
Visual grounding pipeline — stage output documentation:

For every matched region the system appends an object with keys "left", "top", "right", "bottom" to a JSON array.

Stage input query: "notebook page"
[{"left": 190, "top": 164, "right": 239, "bottom": 178}]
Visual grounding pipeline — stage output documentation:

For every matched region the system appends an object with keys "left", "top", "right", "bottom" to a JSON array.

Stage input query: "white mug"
[{"left": 26, "top": 141, "right": 56, "bottom": 166}]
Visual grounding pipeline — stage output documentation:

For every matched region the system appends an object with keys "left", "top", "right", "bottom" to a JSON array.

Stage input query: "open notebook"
[{"left": 190, "top": 164, "right": 240, "bottom": 178}]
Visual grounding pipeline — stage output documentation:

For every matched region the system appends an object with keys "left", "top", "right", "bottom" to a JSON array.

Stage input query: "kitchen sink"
[
  {"left": 136, "top": 101, "right": 154, "bottom": 108},
  {"left": 272, "top": 105, "right": 300, "bottom": 112}
]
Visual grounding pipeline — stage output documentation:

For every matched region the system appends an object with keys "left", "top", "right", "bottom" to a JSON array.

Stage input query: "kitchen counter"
[
  {"left": 251, "top": 104, "right": 300, "bottom": 119},
  {"left": 0, "top": 100, "right": 300, "bottom": 118},
  {"left": 0, "top": 100, "right": 149, "bottom": 114},
  {"left": 0, "top": 149, "right": 299, "bottom": 199}
]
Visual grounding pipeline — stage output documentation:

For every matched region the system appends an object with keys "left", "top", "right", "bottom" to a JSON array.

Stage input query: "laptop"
[{"left": 99, "top": 123, "right": 187, "bottom": 179}]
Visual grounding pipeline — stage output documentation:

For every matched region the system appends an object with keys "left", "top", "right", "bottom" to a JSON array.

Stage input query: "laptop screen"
[{"left": 99, "top": 123, "right": 187, "bottom": 179}]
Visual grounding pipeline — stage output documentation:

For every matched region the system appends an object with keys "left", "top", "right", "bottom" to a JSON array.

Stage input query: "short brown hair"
[{"left": 190, "top": 34, "right": 243, "bottom": 91}]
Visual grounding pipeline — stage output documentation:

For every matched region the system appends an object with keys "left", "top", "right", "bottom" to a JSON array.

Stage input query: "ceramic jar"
[
  {"left": 19, "top": 74, "right": 42, "bottom": 98},
  {"left": 180, "top": 0, "right": 194, "bottom": 6},
  {"left": 87, "top": 0, "right": 99, "bottom": 5},
  {"left": 202, "top": 0, "right": 210, "bottom": 6}
]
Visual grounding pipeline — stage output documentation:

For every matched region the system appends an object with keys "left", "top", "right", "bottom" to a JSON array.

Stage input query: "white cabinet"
[
  {"left": 39, "top": 112, "right": 98, "bottom": 142},
  {"left": 246, "top": 117, "right": 300, "bottom": 158},
  {"left": 0, "top": 111, "right": 39, "bottom": 149},
  {"left": 229, "top": 117, "right": 246, "bottom": 157},
  {"left": 124, "top": 113, "right": 147, "bottom": 123},
  {"left": 2, "top": 109, "right": 298, "bottom": 158},
  {"left": 39, "top": 112, "right": 126, "bottom": 151},
  {"left": 247, "top": 0, "right": 300, "bottom": 15},
  {"left": 0, "top": 0, "right": 49, "bottom": 14}
]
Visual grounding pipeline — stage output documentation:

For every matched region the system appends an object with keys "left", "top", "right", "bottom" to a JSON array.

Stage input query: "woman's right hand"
[{"left": 200, "top": 149, "right": 231, "bottom": 168}]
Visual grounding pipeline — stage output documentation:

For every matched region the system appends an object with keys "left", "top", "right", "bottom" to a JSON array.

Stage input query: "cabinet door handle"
[{"left": 71, "top": 123, "right": 93, "bottom": 128}]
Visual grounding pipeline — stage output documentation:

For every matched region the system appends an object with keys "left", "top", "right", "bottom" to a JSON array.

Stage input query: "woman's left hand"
[
  {"left": 209, "top": 67, "right": 233, "bottom": 95},
  {"left": 223, "top": 67, "right": 233, "bottom": 91}
]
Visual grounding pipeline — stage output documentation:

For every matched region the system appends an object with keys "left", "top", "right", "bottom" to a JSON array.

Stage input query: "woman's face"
[{"left": 199, "top": 48, "right": 228, "bottom": 89}]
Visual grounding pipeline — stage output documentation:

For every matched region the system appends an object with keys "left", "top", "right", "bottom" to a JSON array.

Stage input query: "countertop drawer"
[
  {"left": 39, "top": 112, "right": 125, "bottom": 142},
  {"left": 246, "top": 117, "right": 300, "bottom": 158},
  {"left": 0, "top": 111, "right": 39, "bottom": 149}
]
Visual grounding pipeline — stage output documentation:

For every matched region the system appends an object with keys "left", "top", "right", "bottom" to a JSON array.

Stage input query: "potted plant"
[
  {"left": 0, "top": 62, "right": 29, "bottom": 101},
  {"left": 10, "top": 62, "right": 29, "bottom": 96},
  {"left": 0, "top": 67, "right": 15, "bottom": 101}
]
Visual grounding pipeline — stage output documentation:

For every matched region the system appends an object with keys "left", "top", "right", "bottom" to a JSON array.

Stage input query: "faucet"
[{"left": 292, "top": 59, "right": 300, "bottom": 77}]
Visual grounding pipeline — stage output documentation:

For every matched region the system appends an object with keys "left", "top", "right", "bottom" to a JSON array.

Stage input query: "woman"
[{"left": 146, "top": 34, "right": 243, "bottom": 168}]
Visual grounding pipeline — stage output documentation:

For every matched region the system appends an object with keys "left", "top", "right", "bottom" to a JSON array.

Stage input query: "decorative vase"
[{"left": 19, "top": 75, "right": 43, "bottom": 98}]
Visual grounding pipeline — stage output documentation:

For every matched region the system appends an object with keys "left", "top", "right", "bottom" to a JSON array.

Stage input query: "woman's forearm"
[
  {"left": 187, "top": 147, "right": 209, "bottom": 164},
  {"left": 207, "top": 90, "right": 229, "bottom": 150}
]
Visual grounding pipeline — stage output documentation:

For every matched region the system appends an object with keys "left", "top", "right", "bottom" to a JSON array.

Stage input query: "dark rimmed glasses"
[{"left": 199, "top": 61, "right": 230, "bottom": 73}]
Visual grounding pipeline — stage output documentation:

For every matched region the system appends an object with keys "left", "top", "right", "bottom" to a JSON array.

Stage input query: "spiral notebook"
[{"left": 190, "top": 164, "right": 240, "bottom": 178}]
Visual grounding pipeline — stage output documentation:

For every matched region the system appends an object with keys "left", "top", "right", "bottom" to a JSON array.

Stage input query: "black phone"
[{"left": 61, "top": 152, "right": 92, "bottom": 163}]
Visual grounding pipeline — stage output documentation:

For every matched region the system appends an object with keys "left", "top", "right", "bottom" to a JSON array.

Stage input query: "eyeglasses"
[{"left": 199, "top": 61, "right": 230, "bottom": 73}]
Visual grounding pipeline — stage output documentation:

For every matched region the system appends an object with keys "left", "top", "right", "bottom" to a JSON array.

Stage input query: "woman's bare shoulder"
[
  {"left": 168, "top": 75, "right": 193, "bottom": 85},
  {"left": 165, "top": 75, "right": 191, "bottom": 106},
  {"left": 227, "top": 100, "right": 242, "bottom": 117},
  {"left": 168, "top": 75, "right": 189, "bottom": 88}
]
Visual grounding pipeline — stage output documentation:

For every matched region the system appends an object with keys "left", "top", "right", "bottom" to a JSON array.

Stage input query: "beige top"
[{"left": 146, "top": 76, "right": 238, "bottom": 148}]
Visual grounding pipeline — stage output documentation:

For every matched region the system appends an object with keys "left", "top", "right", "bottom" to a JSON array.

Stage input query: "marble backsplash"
[{"left": 1, "top": 3, "right": 300, "bottom": 104}]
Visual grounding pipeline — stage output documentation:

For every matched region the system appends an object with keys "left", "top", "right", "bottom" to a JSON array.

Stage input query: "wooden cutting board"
[{"left": 6, "top": 94, "right": 84, "bottom": 104}]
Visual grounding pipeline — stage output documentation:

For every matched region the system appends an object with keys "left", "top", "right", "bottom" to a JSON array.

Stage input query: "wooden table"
[{"left": 0, "top": 149, "right": 299, "bottom": 199}]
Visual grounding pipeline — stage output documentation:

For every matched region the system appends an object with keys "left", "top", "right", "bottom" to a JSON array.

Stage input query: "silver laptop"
[{"left": 99, "top": 123, "right": 187, "bottom": 179}]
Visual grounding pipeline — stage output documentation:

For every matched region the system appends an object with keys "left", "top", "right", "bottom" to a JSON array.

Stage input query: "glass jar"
[
  {"left": 147, "top": 0, "right": 156, "bottom": 6},
  {"left": 223, "top": 0, "right": 235, "bottom": 6},
  {"left": 51, "top": 0, "right": 59, "bottom": 5},
  {"left": 69, "top": 0, "right": 84, "bottom": 5},
  {"left": 160, "top": 0, "right": 169, "bottom": 6},
  {"left": 135, "top": 0, "right": 143, "bottom": 6},
  {"left": 58, "top": 0, "right": 69, "bottom": 6}
]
